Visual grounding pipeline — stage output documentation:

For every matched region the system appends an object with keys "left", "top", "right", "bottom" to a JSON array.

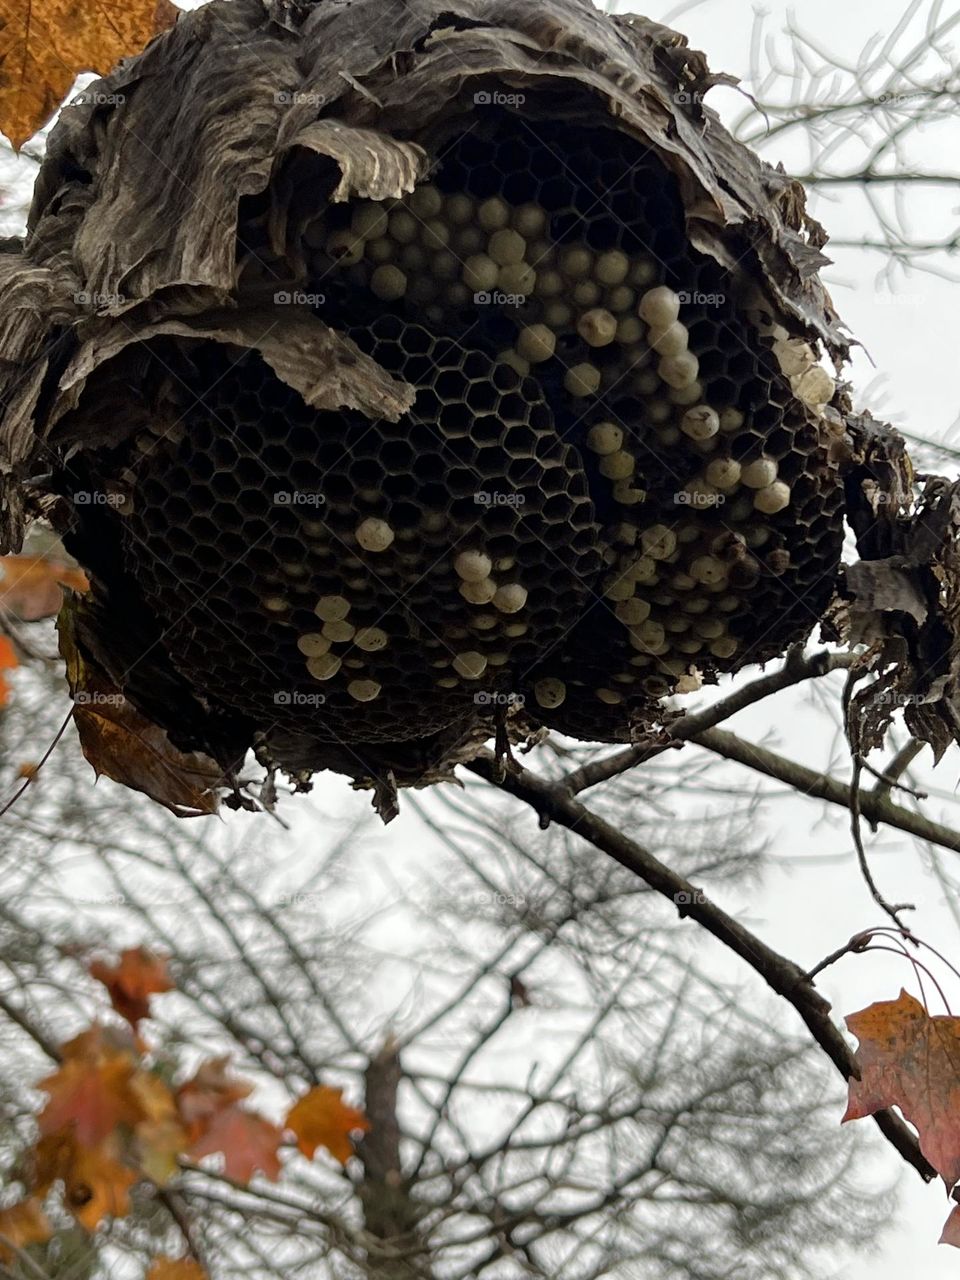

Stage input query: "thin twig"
[
  {"left": 693, "top": 727, "right": 960, "bottom": 856},
  {"left": 466, "top": 749, "right": 937, "bottom": 1184},
  {"left": 870, "top": 740, "right": 926, "bottom": 801},
  {"left": 850, "top": 754, "right": 916, "bottom": 929},
  {"left": 0, "top": 708, "right": 73, "bottom": 819},
  {"left": 563, "top": 648, "right": 856, "bottom": 794}
]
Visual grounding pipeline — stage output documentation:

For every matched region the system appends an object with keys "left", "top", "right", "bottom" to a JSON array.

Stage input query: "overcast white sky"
[
  {"left": 608, "top": 3, "right": 960, "bottom": 1274},
  {"left": 2, "top": 0, "right": 959, "bottom": 1274},
  {"left": 287, "top": 0, "right": 960, "bottom": 1266}
]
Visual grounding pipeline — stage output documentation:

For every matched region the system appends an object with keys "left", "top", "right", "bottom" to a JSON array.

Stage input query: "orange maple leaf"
[
  {"left": 844, "top": 989, "right": 960, "bottom": 1247},
  {"left": 147, "top": 1259, "right": 207, "bottom": 1280},
  {"left": 0, "top": 1, "right": 179, "bottom": 151},
  {"left": 33, "top": 1131, "right": 138, "bottom": 1231},
  {"left": 285, "top": 1085, "right": 371, "bottom": 1164},
  {"left": 66, "top": 1139, "right": 138, "bottom": 1230},
  {"left": 0, "top": 555, "right": 88, "bottom": 621},
  {"left": 89, "top": 946, "right": 173, "bottom": 1027},
  {"left": 0, "top": 1197, "right": 51, "bottom": 1260},
  {"left": 844, "top": 989, "right": 960, "bottom": 1182},
  {"left": 176, "top": 1057, "right": 254, "bottom": 1142},
  {"left": 0, "top": 635, "right": 18, "bottom": 709},
  {"left": 189, "top": 1108, "right": 283, "bottom": 1183}
]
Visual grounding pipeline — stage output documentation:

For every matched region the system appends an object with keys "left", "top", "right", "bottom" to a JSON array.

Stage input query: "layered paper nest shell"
[{"left": 0, "top": 0, "right": 856, "bottom": 797}]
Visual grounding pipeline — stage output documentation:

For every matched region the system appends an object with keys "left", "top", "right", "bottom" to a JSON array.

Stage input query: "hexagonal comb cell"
[
  {"left": 112, "top": 325, "right": 601, "bottom": 744},
  {"left": 71, "top": 108, "right": 844, "bottom": 760}
]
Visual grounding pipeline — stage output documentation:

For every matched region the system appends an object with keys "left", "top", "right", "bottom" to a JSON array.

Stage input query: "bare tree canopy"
[{"left": 0, "top": 1, "right": 958, "bottom": 1277}]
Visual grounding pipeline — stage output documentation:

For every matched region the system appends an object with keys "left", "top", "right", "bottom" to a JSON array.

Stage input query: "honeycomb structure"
[
  {"left": 110, "top": 327, "right": 601, "bottom": 743},
  {"left": 68, "top": 111, "right": 845, "bottom": 762}
]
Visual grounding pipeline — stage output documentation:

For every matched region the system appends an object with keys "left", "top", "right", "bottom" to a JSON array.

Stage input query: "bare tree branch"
[{"left": 465, "top": 749, "right": 937, "bottom": 1184}]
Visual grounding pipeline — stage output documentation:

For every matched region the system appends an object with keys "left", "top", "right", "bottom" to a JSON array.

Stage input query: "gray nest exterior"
[{"left": 3, "top": 0, "right": 942, "bottom": 816}]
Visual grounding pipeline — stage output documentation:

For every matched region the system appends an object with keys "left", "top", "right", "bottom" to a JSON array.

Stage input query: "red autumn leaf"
[
  {"left": 189, "top": 1108, "right": 283, "bottom": 1183},
  {"left": 176, "top": 1057, "right": 254, "bottom": 1142},
  {"left": 285, "top": 1085, "right": 371, "bottom": 1164},
  {"left": 0, "top": 555, "right": 88, "bottom": 621},
  {"left": 0, "top": 1197, "right": 51, "bottom": 1259},
  {"left": 89, "top": 946, "right": 173, "bottom": 1027},
  {"left": 61, "top": 1022, "right": 138, "bottom": 1063},
  {"left": 147, "top": 1259, "right": 207, "bottom": 1280},
  {"left": 38, "top": 1019, "right": 185, "bottom": 1192},
  {"left": 0, "top": 635, "right": 18, "bottom": 708},
  {"left": 38, "top": 1051, "right": 142, "bottom": 1146},
  {"left": 844, "top": 988, "right": 960, "bottom": 1247}
]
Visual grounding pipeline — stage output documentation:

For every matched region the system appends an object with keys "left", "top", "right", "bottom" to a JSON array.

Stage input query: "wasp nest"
[{"left": 0, "top": 0, "right": 853, "bottom": 801}]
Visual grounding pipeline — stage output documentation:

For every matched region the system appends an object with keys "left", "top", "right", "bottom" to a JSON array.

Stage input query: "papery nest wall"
[{"left": 0, "top": 0, "right": 950, "bottom": 818}]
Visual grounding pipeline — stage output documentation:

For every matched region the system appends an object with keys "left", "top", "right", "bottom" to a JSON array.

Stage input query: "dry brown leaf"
[
  {"left": 58, "top": 601, "right": 226, "bottom": 817},
  {"left": 285, "top": 1085, "right": 371, "bottom": 1164},
  {"left": 71, "top": 707, "right": 224, "bottom": 816},
  {"left": 34, "top": 1022, "right": 188, "bottom": 1212},
  {"left": 0, "top": 554, "right": 88, "bottom": 621},
  {"left": 60, "top": 1137, "right": 139, "bottom": 1230},
  {"left": 0, "top": 0, "right": 178, "bottom": 150}
]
